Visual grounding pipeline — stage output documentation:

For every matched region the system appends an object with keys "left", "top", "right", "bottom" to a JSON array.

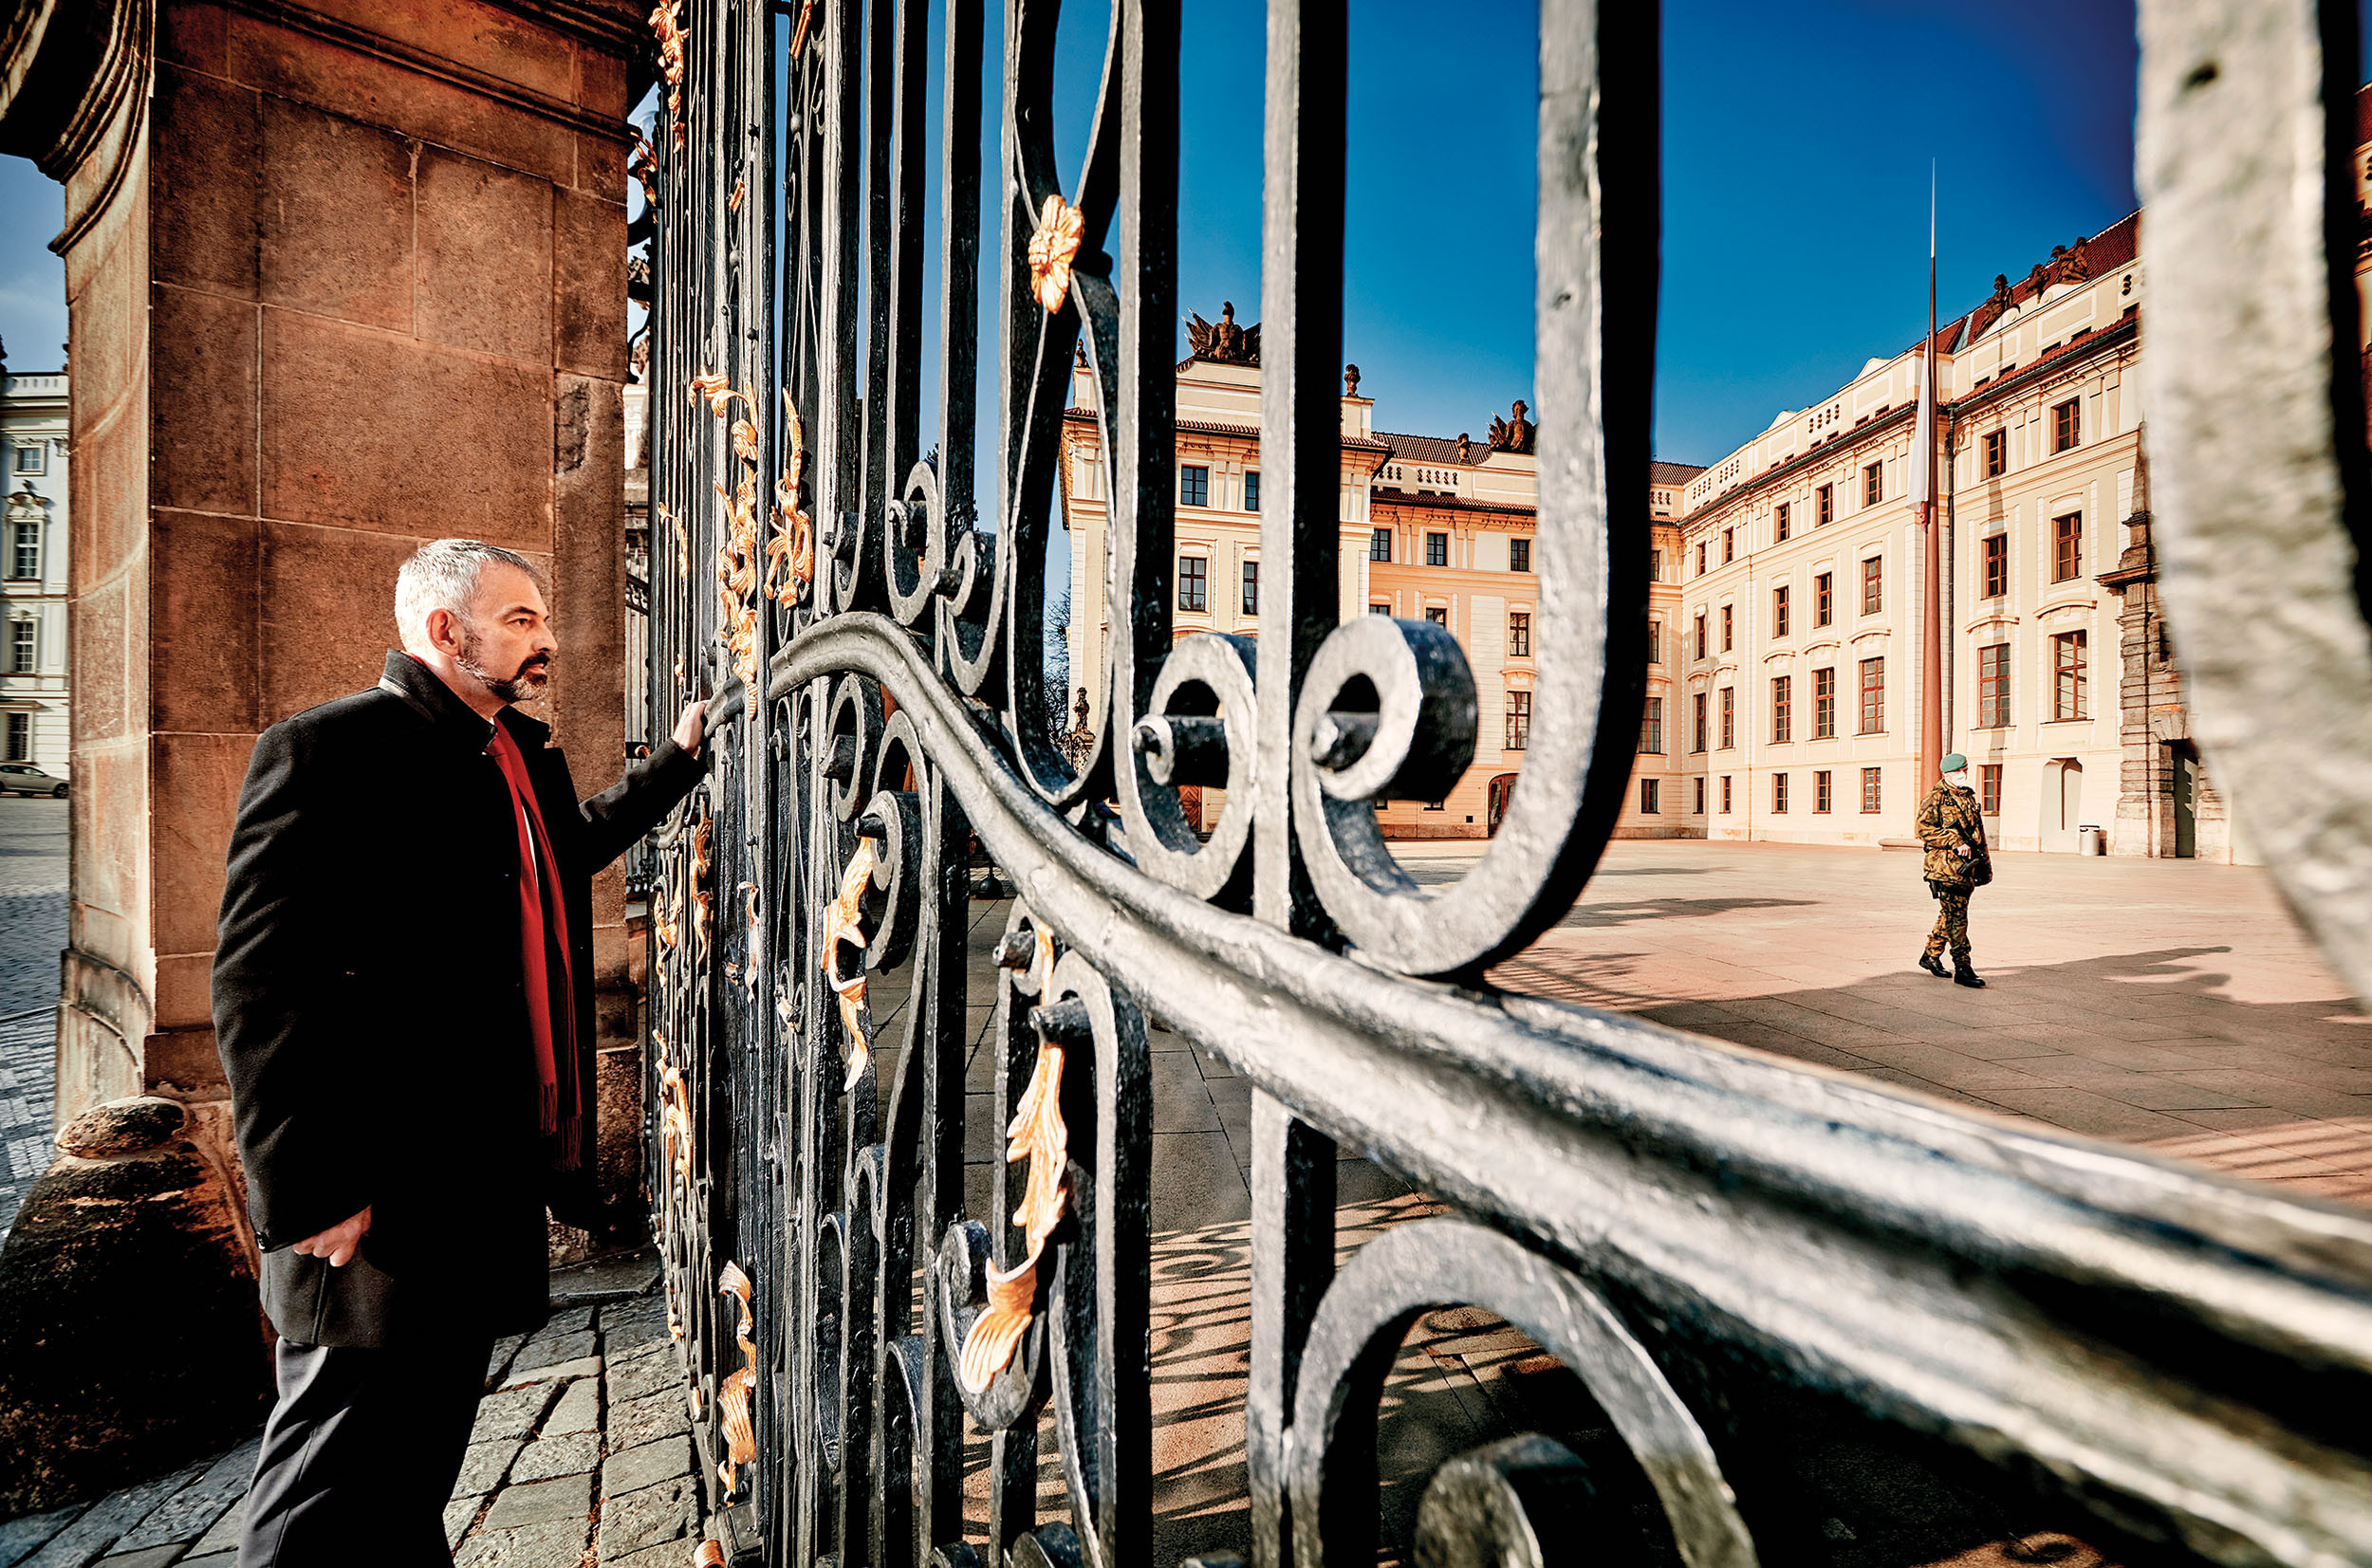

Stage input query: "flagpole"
[{"left": 1918, "top": 167, "right": 1944, "bottom": 792}]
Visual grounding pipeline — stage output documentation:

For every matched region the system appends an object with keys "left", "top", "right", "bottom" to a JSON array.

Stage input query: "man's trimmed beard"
[{"left": 456, "top": 621, "right": 552, "bottom": 705}]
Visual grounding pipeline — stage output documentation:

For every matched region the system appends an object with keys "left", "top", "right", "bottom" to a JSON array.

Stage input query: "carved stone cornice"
[{"left": 0, "top": 0, "right": 150, "bottom": 186}]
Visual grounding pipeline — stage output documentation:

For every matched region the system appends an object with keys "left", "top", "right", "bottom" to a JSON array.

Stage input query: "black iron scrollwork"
[{"left": 639, "top": 0, "right": 2372, "bottom": 1564}]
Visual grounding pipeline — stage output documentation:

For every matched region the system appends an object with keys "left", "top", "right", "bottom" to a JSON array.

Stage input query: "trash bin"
[{"left": 2078, "top": 824, "right": 2104, "bottom": 856}]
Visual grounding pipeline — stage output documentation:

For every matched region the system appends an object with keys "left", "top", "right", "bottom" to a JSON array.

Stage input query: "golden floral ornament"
[
  {"left": 1027, "top": 194, "right": 1085, "bottom": 314},
  {"left": 765, "top": 394, "right": 813, "bottom": 604},
  {"left": 691, "top": 810, "right": 714, "bottom": 956},
  {"left": 821, "top": 839, "right": 878, "bottom": 1092},
  {"left": 714, "top": 1262, "right": 758, "bottom": 1498},
  {"left": 694, "top": 1541, "right": 727, "bottom": 1568},
  {"left": 957, "top": 993, "right": 1072, "bottom": 1394}
]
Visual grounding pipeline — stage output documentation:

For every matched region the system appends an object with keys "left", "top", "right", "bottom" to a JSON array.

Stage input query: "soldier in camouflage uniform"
[{"left": 1915, "top": 751, "right": 1992, "bottom": 987}]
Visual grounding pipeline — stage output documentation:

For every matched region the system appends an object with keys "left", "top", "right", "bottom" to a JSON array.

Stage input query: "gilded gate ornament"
[
  {"left": 821, "top": 839, "right": 877, "bottom": 1091},
  {"left": 1026, "top": 194, "right": 1084, "bottom": 314},
  {"left": 958, "top": 931, "right": 1067, "bottom": 1394},
  {"left": 714, "top": 1262, "right": 758, "bottom": 1498}
]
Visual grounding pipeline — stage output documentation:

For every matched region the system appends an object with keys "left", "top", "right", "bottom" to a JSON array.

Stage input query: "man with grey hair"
[{"left": 213, "top": 537, "right": 735, "bottom": 1565}]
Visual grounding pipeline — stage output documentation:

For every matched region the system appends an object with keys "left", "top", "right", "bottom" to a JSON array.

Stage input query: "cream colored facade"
[
  {"left": 1058, "top": 347, "right": 1694, "bottom": 839},
  {"left": 2, "top": 368, "right": 71, "bottom": 776},
  {"left": 1667, "top": 214, "right": 2232, "bottom": 858}
]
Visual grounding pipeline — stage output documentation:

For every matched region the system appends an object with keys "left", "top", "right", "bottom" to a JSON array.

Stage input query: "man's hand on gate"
[
  {"left": 293, "top": 1206, "right": 372, "bottom": 1268},
  {"left": 674, "top": 699, "right": 706, "bottom": 756}
]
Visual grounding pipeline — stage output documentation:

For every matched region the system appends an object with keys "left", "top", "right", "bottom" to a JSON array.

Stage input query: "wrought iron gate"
[{"left": 635, "top": 0, "right": 2372, "bottom": 1562}]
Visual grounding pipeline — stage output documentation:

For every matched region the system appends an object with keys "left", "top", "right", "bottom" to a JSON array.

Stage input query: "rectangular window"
[
  {"left": 1425, "top": 531, "right": 1449, "bottom": 567},
  {"left": 11, "top": 445, "right": 42, "bottom": 475},
  {"left": 1424, "top": 605, "right": 1449, "bottom": 627},
  {"left": 1813, "top": 667, "right": 1836, "bottom": 738},
  {"left": 1772, "top": 584, "right": 1789, "bottom": 638},
  {"left": 1814, "top": 769, "right": 1832, "bottom": 813},
  {"left": 1863, "top": 460, "right": 1883, "bottom": 507},
  {"left": 1720, "top": 775, "right": 1733, "bottom": 814},
  {"left": 1692, "top": 692, "right": 1708, "bottom": 753},
  {"left": 2053, "top": 631, "right": 2089, "bottom": 719},
  {"left": 1983, "top": 429, "right": 2006, "bottom": 477},
  {"left": 1770, "top": 675, "right": 1791, "bottom": 744},
  {"left": 1720, "top": 603, "right": 1733, "bottom": 653},
  {"left": 1244, "top": 470, "right": 1260, "bottom": 512},
  {"left": 1978, "top": 643, "right": 2010, "bottom": 728},
  {"left": 1858, "top": 656, "right": 1884, "bottom": 733},
  {"left": 1861, "top": 555, "right": 1882, "bottom": 615},
  {"left": 2052, "top": 397, "right": 2081, "bottom": 452},
  {"left": 1775, "top": 502, "right": 1791, "bottom": 542},
  {"left": 1696, "top": 542, "right": 1708, "bottom": 575},
  {"left": 1640, "top": 777, "right": 1661, "bottom": 814},
  {"left": 1509, "top": 611, "right": 1531, "bottom": 657},
  {"left": 1979, "top": 764, "right": 2002, "bottom": 817},
  {"left": 1647, "top": 617, "right": 1662, "bottom": 665},
  {"left": 1367, "top": 602, "right": 1391, "bottom": 615},
  {"left": 1816, "top": 484, "right": 1833, "bottom": 526},
  {"left": 1370, "top": 527, "right": 1392, "bottom": 563},
  {"left": 1178, "top": 554, "right": 1207, "bottom": 612},
  {"left": 1640, "top": 695, "right": 1664, "bottom": 754},
  {"left": 1506, "top": 691, "right": 1532, "bottom": 750},
  {"left": 2053, "top": 512, "right": 2083, "bottom": 582},
  {"left": 1694, "top": 613, "right": 1707, "bottom": 661},
  {"left": 1983, "top": 533, "right": 2008, "bottom": 598},
  {"left": 1510, "top": 537, "right": 1532, "bottom": 572},
  {"left": 1694, "top": 775, "right": 1706, "bottom": 814},
  {"left": 1773, "top": 772, "right": 1789, "bottom": 813},
  {"left": 1650, "top": 548, "right": 1663, "bottom": 581},
  {"left": 1814, "top": 572, "right": 1833, "bottom": 627},
  {"left": 8, "top": 618, "right": 31, "bottom": 674},
  {"left": 1719, "top": 687, "right": 1735, "bottom": 749},
  {"left": 8, "top": 523, "right": 35, "bottom": 581},
  {"left": 1722, "top": 527, "right": 1734, "bottom": 564},
  {"left": 1861, "top": 766, "right": 1882, "bottom": 813},
  {"left": 5, "top": 712, "right": 26, "bottom": 762},
  {"left": 1241, "top": 560, "right": 1259, "bottom": 615},
  {"left": 1180, "top": 465, "right": 1210, "bottom": 507}
]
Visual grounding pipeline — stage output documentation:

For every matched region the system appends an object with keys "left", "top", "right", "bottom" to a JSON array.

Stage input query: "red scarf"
[{"left": 486, "top": 721, "right": 580, "bottom": 1170}]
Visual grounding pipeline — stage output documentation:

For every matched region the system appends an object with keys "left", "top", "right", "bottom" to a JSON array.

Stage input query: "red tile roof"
[{"left": 1650, "top": 459, "right": 1708, "bottom": 485}]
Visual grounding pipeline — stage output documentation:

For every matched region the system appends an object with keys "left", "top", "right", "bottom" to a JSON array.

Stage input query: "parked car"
[{"left": 0, "top": 763, "right": 66, "bottom": 797}]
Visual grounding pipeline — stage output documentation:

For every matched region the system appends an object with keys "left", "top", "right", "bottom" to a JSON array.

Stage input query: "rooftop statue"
[{"left": 1186, "top": 301, "right": 1260, "bottom": 367}]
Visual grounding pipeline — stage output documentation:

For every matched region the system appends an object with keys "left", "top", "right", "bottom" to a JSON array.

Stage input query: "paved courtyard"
[
  {"left": 1479, "top": 839, "right": 2371, "bottom": 1203},
  {"left": 0, "top": 797, "right": 66, "bottom": 1244}
]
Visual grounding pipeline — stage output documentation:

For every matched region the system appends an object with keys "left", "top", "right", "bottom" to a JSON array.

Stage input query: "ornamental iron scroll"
[{"left": 637, "top": 1, "right": 2372, "bottom": 1564}]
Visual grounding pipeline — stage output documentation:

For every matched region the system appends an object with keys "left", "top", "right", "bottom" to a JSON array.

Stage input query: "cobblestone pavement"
[
  {"left": 0, "top": 1256, "right": 708, "bottom": 1568},
  {"left": 0, "top": 797, "right": 67, "bottom": 1244}
]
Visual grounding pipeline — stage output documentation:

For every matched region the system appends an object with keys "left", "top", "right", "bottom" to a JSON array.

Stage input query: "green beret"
[{"left": 1940, "top": 752, "right": 1969, "bottom": 774}]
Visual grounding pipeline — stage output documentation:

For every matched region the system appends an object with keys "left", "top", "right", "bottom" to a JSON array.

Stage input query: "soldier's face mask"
[{"left": 1944, "top": 767, "right": 1972, "bottom": 791}]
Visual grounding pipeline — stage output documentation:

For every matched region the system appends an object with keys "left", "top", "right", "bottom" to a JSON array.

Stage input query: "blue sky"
[{"left": 0, "top": 3, "right": 2307, "bottom": 469}]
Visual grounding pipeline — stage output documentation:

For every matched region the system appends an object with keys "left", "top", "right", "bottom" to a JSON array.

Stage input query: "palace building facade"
[
  {"left": 1062, "top": 211, "right": 2242, "bottom": 860},
  {"left": 1667, "top": 213, "right": 2234, "bottom": 858},
  {"left": 1058, "top": 326, "right": 1699, "bottom": 839}
]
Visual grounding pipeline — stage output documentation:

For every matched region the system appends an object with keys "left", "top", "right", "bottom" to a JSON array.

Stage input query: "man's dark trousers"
[
  {"left": 239, "top": 1332, "right": 492, "bottom": 1567},
  {"left": 215, "top": 652, "right": 706, "bottom": 1566}
]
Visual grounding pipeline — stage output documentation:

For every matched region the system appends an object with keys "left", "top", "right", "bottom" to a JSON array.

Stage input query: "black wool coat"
[{"left": 213, "top": 651, "right": 704, "bottom": 1348}]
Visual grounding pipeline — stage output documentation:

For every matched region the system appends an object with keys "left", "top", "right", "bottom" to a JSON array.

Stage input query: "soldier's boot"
[
  {"left": 1918, "top": 953, "right": 1950, "bottom": 978},
  {"left": 1953, "top": 958, "right": 1985, "bottom": 988}
]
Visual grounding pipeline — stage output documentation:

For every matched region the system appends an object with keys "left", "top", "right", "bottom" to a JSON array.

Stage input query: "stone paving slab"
[
  {"left": 0, "top": 798, "right": 67, "bottom": 1245},
  {"left": 1483, "top": 840, "right": 2372, "bottom": 1204}
]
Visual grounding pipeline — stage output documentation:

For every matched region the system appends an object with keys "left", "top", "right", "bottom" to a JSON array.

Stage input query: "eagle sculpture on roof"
[{"left": 1186, "top": 302, "right": 1260, "bottom": 367}]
